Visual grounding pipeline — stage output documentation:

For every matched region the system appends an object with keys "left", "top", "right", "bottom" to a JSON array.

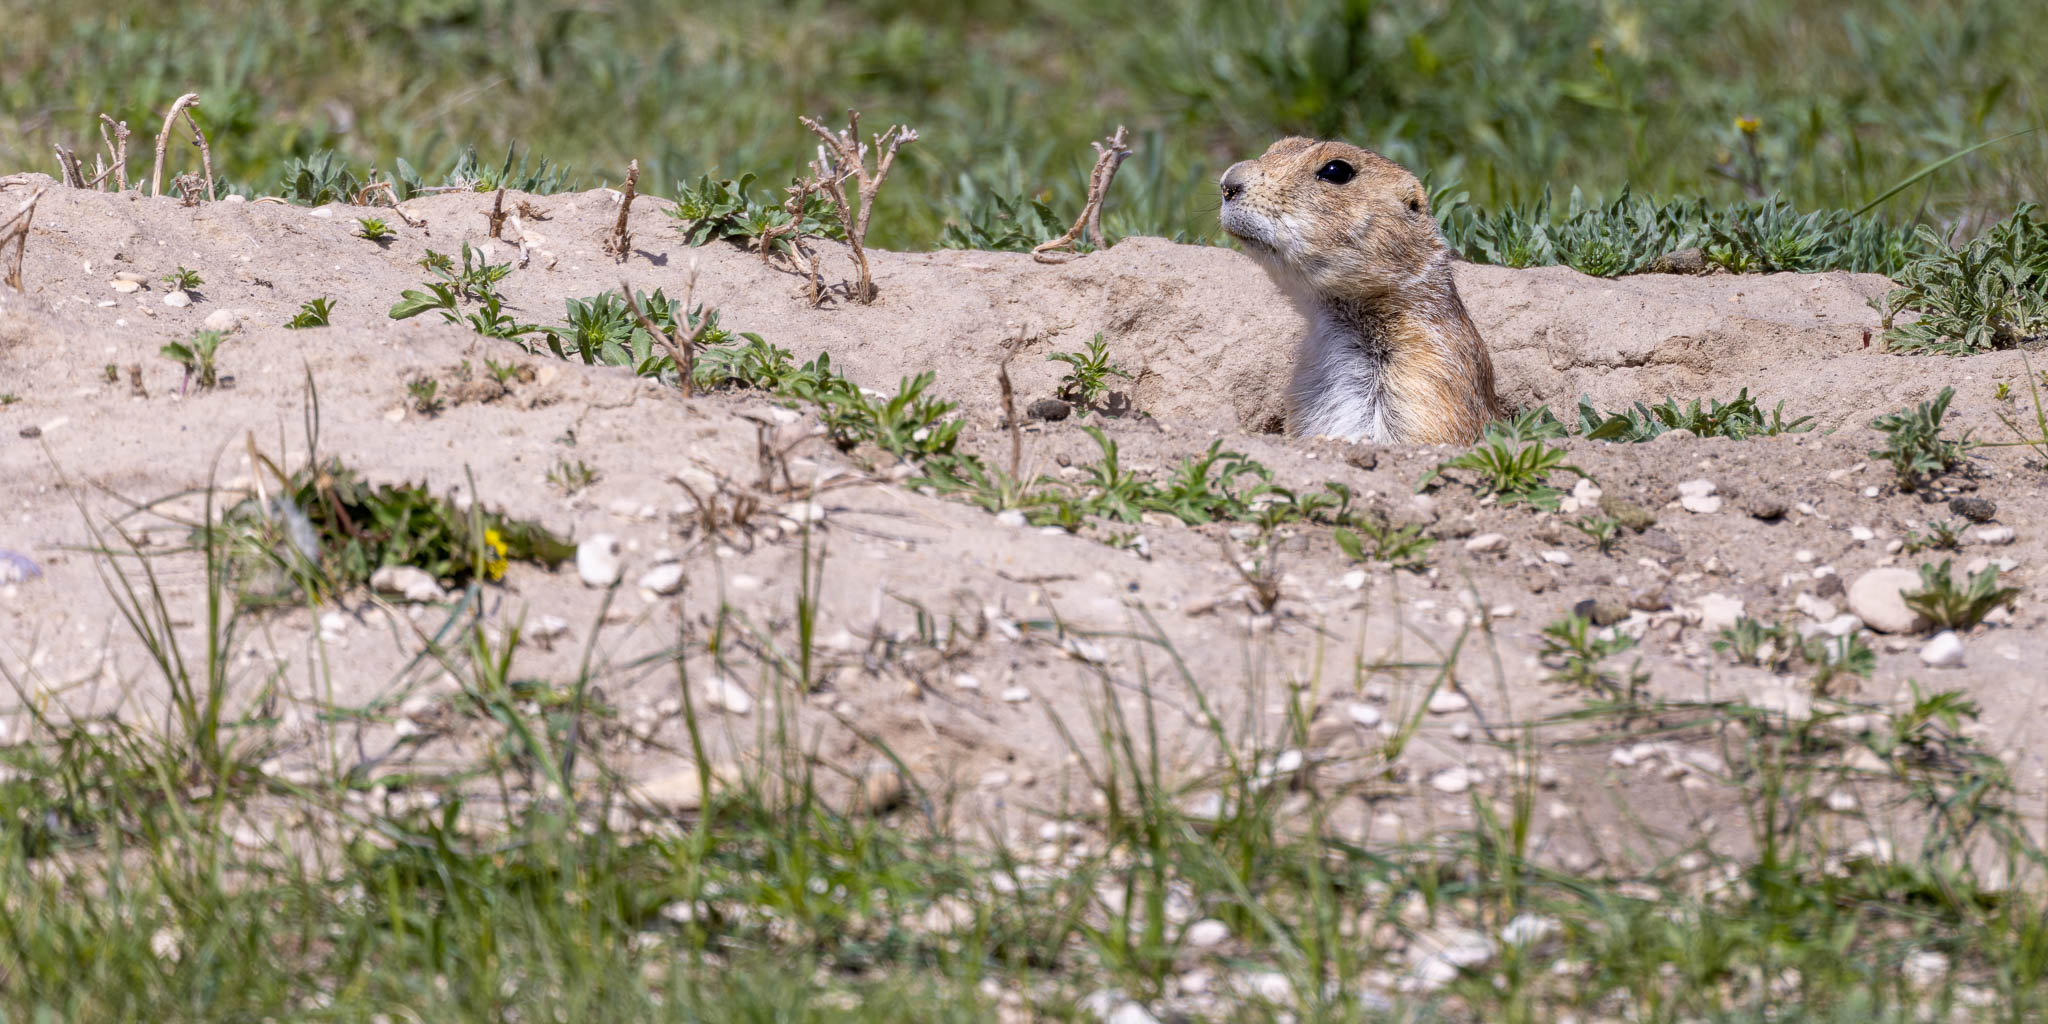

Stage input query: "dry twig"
[
  {"left": 53, "top": 145, "right": 86, "bottom": 189},
  {"left": 603, "top": 160, "right": 639, "bottom": 262},
  {"left": 487, "top": 185, "right": 508, "bottom": 238},
  {"left": 3, "top": 187, "right": 47, "bottom": 292},
  {"left": 997, "top": 335, "right": 1024, "bottom": 480},
  {"left": 619, "top": 260, "right": 707, "bottom": 398},
  {"left": 151, "top": 93, "right": 206, "bottom": 199},
  {"left": 353, "top": 181, "right": 423, "bottom": 228},
  {"left": 799, "top": 110, "right": 917, "bottom": 303},
  {"left": 1033, "top": 126, "right": 1133, "bottom": 264},
  {"left": 99, "top": 115, "right": 131, "bottom": 191}
]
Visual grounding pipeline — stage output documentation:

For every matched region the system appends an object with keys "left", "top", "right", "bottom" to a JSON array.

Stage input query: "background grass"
[{"left": 5, "top": 0, "right": 2046, "bottom": 249}]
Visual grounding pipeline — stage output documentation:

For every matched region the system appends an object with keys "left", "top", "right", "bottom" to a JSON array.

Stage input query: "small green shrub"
[
  {"left": 1048, "top": 334, "right": 1133, "bottom": 412},
  {"left": 1904, "top": 560, "right": 2020, "bottom": 631},
  {"left": 1577, "top": 389, "right": 1814, "bottom": 442},
  {"left": 1882, "top": 205, "right": 2048, "bottom": 355},
  {"left": 1570, "top": 514, "right": 1622, "bottom": 554},
  {"left": 547, "top": 458, "right": 600, "bottom": 495},
  {"left": 162, "top": 266, "right": 202, "bottom": 291},
  {"left": 1539, "top": 612, "right": 1644, "bottom": 699},
  {"left": 1901, "top": 519, "right": 1965, "bottom": 555},
  {"left": 286, "top": 297, "right": 335, "bottom": 328},
  {"left": 668, "top": 173, "right": 841, "bottom": 251},
  {"left": 1333, "top": 519, "right": 1432, "bottom": 572},
  {"left": 938, "top": 192, "right": 1069, "bottom": 252},
  {"left": 407, "top": 377, "right": 442, "bottom": 416},
  {"left": 1869, "top": 386, "right": 1973, "bottom": 491},
  {"left": 160, "top": 330, "right": 227, "bottom": 390},
  {"left": 355, "top": 216, "right": 393, "bottom": 242},
  {"left": 1421, "top": 437, "right": 1587, "bottom": 510}
]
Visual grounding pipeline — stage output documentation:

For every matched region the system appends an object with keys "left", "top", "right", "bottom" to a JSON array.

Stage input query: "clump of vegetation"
[
  {"left": 1882, "top": 204, "right": 2048, "bottom": 355},
  {"left": 938, "top": 192, "right": 1069, "bottom": 252},
  {"left": 668, "top": 173, "right": 842, "bottom": 252},
  {"left": 161, "top": 266, "right": 201, "bottom": 291},
  {"left": 1571, "top": 514, "right": 1623, "bottom": 554},
  {"left": 217, "top": 459, "right": 573, "bottom": 603},
  {"left": 1421, "top": 436, "right": 1587, "bottom": 510},
  {"left": 542, "top": 288, "right": 731, "bottom": 383},
  {"left": 406, "top": 376, "right": 442, "bottom": 416},
  {"left": 1904, "top": 560, "right": 2021, "bottom": 631},
  {"left": 1333, "top": 518, "right": 1432, "bottom": 572},
  {"left": 546, "top": 458, "right": 599, "bottom": 496},
  {"left": 354, "top": 216, "right": 393, "bottom": 242},
  {"left": 1577, "top": 389, "right": 1814, "bottom": 441},
  {"left": 159, "top": 330, "right": 226, "bottom": 390},
  {"left": 1538, "top": 612, "right": 1644, "bottom": 699},
  {"left": 285, "top": 296, "right": 334, "bottom": 328},
  {"left": 1047, "top": 334, "right": 1132, "bottom": 413},
  {"left": 1870, "top": 386, "right": 1974, "bottom": 491},
  {"left": 1901, "top": 519, "right": 1965, "bottom": 555},
  {"left": 1713, "top": 616, "right": 1875, "bottom": 690},
  {"left": 388, "top": 244, "right": 539, "bottom": 343}
]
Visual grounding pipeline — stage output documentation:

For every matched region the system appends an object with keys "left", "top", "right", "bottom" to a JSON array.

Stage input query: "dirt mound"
[{"left": 3, "top": 173, "right": 2045, "bottom": 870}]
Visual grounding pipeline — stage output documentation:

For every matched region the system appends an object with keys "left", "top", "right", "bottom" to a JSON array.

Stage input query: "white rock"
[
  {"left": 529, "top": 615, "right": 571, "bottom": 644},
  {"left": 1341, "top": 568, "right": 1367, "bottom": 590},
  {"left": 993, "top": 509, "right": 1027, "bottom": 528},
  {"left": 637, "top": 562, "right": 685, "bottom": 596},
  {"left": 1449, "top": 720, "right": 1473, "bottom": 742},
  {"left": 1426, "top": 690, "right": 1469, "bottom": 714},
  {"left": 701, "top": 677, "right": 754, "bottom": 715},
  {"left": 1794, "top": 592, "right": 1838, "bottom": 622},
  {"left": 162, "top": 290, "right": 190, "bottom": 308},
  {"left": 110, "top": 278, "right": 141, "bottom": 293},
  {"left": 202, "top": 308, "right": 241, "bottom": 332},
  {"left": 1801, "top": 614, "right": 1864, "bottom": 639},
  {"left": 1846, "top": 567, "right": 1929, "bottom": 634},
  {"left": 1849, "top": 525, "right": 1875, "bottom": 542},
  {"left": 951, "top": 672, "right": 982, "bottom": 691},
  {"left": 1463, "top": 533, "right": 1508, "bottom": 554},
  {"left": 1000, "top": 686, "right": 1032, "bottom": 703},
  {"left": 1184, "top": 918, "right": 1230, "bottom": 949},
  {"left": 319, "top": 611, "right": 349, "bottom": 638},
  {"left": 1919, "top": 630, "right": 1965, "bottom": 669},
  {"left": 1695, "top": 593, "right": 1745, "bottom": 633},
  {"left": 1540, "top": 549, "right": 1573, "bottom": 566},
  {"left": 1571, "top": 478, "right": 1602, "bottom": 503},
  {"left": 1970, "top": 525, "right": 2016, "bottom": 546},
  {"left": 1105, "top": 1003, "right": 1161, "bottom": 1024},
  {"left": 368, "top": 565, "right": 447, "bottom": 604},
  {"left": 1680, "top": 494, "right": 1723, "bottom": 514},
  {"left": 1345, "top": 702, "right": 1382, "bottom": 728},
  {"left": 1902, "top": 950, "right": 1950, "bottom": 988},
  {"left": 576, "top": 533, "right": 624, "bottom": 587},
  {"left": 635, "top": 769, "right": 709, "bottom": 812},
  {"left": 1500, "top": 913, "right": 1559, "bottom": 946},
  {"left": 1430, "top": 767, "right": 1474, "bottom": 794}
]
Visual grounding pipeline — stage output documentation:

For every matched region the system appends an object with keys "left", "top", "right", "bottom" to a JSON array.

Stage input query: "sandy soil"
[{"left": 3, "top": 172, "right": 2044, "bottom": 870}]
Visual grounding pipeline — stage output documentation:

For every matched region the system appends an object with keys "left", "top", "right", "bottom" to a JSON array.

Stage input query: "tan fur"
[{"left": 1218, "top": 136, "right": 1502, "bottom": 445}]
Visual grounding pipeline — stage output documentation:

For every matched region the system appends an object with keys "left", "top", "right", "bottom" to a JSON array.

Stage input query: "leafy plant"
[
  {"left": 1539, "top": 612, "right": 1644, "bottom": 699},
  {"left": 1421, "top": 437, "right": 1587, "bottom": 510},
  {"left": 1483, "top": 405, "right": 1570, "bottom": 442},
  {"left": 668, "top": 173, "right": 841, "bottom": 251},
  {"left": 939, "top": 192, "right": 1069, "bottom": 251},
  {"left": 1901, "top": 519, "right": 1965, "bottom": 555},
  {"left": 160, "top": 330, "right": 227, "bottom": 390},
  {"left": 544, "top": 289, "right": 733, "bottom": 382},
  {"left": 286, "top": 297, "right": 335, "bottom": 328},
  {"left": 407, "top": 377, "right": 442, "bottom": 416},
  {"left": 1904, "top": 560, "right": 2021, "bottom": 631},
  {"left": 547, "top": 459, "right": 600, "bottom": 495},
  {"left": 1333, "top": 519, "right": 1432, "bottom": 572},
  {"left": 162, "top": 266, "right": 202, "bottom": 291},
  {"left": 1882, "top": 205, "right": 2048, "bottom": 355},
  {"left": 1048, "top": 334, "right": 1133, "bottom": 412},
  {"left": 1570, "top": 514, "right": 1622, "bottom": 554},
  {"left": 1578, "top": 389, "right": 1813, "bottom": 441},
  {"left": 1869, "top": 386, "right": 1973, "bottom": 491},
  {"left": 217, "top": 460, "right": 574, "bottom": 602},
  {"left": 355, "top": 216, "right": 393, "bottom": 242}
]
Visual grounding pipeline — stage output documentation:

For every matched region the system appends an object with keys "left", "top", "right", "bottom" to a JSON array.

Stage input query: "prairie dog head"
[{"left": 1219, "top": 137, "right": 1447, "bottom": 301}]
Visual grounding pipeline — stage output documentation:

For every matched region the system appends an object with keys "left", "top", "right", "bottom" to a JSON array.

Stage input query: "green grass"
[
  {"left": 12, "top": 465, "right": 2048, "bottom": 1020},
  {"left": 8, "top": 0, "right": 2047, "bottom": 252}
]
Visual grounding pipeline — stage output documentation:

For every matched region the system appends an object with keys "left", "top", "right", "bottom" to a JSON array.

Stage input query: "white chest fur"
[{"left": 1287, "top": 304, "right": 1394, "bottom": 442}]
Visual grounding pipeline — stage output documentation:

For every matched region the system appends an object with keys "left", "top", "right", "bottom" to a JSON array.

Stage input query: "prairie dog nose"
[{"left": 1219, "top": 162, "right": 1253, "bottom": 202}]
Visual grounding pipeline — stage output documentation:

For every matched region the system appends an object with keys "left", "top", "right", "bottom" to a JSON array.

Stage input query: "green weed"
[
  {"left": 1577, "top": 389, "right": 1814, "bottom": 441},
  {"left": 1869, "top": 386, "right": 1974, "bottom": 491},
  {"left": 1538, "top": 612, "right": 1644, "bottom": 700},
  {"left": 1421, "top": 436, "right": 1587, "bottom": 510},
  {"left": 159, "top": 330, "right": 226, "bottom": 390},
  {"left": 161, "top": 266, "right": 201, "bottom": 291},
  {"left": 1883, "top": 205, "right": 2048, "bottom": 354},
  {"left": 1904, "top": 560, "right": 2021, "bottom": 631},
  {"left": 354, "top": 215, "right": 393, "bottom": 241},
  {"left": 1047, "top": 333, "right": 1133, "bottom": 413},
  {"left": 284, "top": 296, "right": 335, "bottom": 328}
]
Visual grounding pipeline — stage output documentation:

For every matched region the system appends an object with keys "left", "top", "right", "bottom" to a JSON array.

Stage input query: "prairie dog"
[{"left": 1219, "top": 137, "right": 1502, "bottom": 445}]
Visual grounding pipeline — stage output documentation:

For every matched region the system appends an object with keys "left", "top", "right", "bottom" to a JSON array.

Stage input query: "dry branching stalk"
[
  {"left": 173, "top": 173, "right": 206, "bottom": 206},
  {"left": 619, "top": 261, "right": 708, "bottom": 398},
  {"left": 997, "top": 334, "right": 1024, "bottom": 480},
  {"left": 151, "top": 93, "right": 212, "bottom": 200},
  {"left": 799, "top": 110, "right": 918, "bottom": 304},
  {"left": 1033, "top": 126, "right": 1133, "bottom": 264},
  {"left": 99, "top": 115, "right": 131, "bottom": 191},
  {"left": 603, "top": 160, "right": 639, "bottom": 262},
  {"left": 487, "top": 185, "right": 508, "bottom": 238},
  {"left": 762, "top": 175, "right": 830, "bottom": 305},
  {"left": 2, "top": 187, "right": 47, "bottom": 292}
]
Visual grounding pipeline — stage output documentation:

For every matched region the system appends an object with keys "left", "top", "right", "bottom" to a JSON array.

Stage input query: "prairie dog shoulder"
[{"left": 1219, "top": 137, "right": 1502, "bottom": 445}]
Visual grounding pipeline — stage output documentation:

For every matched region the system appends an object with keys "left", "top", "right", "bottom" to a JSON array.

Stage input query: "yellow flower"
[
  {"left": 1735, "top": 116, "right": 1762, "bottom": 135},
  {"left": 482, "top": 528, "right": 509, "bottom": 581}
]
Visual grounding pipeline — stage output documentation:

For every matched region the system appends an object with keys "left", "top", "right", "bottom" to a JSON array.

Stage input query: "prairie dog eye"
[
  {"left": 1314, "top": 159, "right": 1355, "bottom": 184},
  {"left": 1407, "top": 197, "right": 1423, "bottom": 213}
]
